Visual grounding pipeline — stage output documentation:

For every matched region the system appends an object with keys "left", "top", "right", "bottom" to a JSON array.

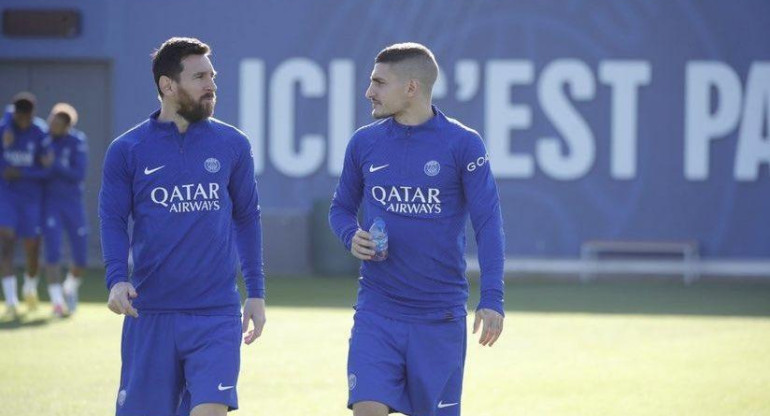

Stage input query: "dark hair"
[
  {"left": 50, "top": 102, "right": 78, "bottom": 126},
  {"left": 375, "top": 42, "right": 436, "bottom": 66},
  {"left": 53, "top": 112, "right": 72, "bottom": 126},
  {"left": 151, "top": 37, "right": 211, "bottom": 97},
  {"left": 12, "top": 91, "right": 36, "bottom": 114},
  {"left": 375, "top": 43, "right": 438, "bottom": 95}
]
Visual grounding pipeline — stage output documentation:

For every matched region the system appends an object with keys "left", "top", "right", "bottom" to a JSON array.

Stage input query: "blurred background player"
[
  {"left": 42, "top": 103, "right": 88, "bottom": 316},
  {"left": 329, "top": 43, "right": 505, "bottom": 416},
  {"left": 0, "top": 92, "right": 52, "bottom": 318}
]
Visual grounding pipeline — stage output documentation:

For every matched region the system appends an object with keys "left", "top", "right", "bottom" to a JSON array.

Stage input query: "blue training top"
[
  {"left": 99, "top": 111, "right": 265, "bottom": 315},
  {"left": 0, "top": 117, "right": 50, "bottom": 201},
  {"left": 45, "top": 129, "right": 88, "bottom": 201},
  {"left": 329, "top": 106, "right": 505, "bottom": 322}
]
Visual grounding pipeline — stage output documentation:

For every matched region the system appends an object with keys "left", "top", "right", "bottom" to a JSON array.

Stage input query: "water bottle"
[{"left": 369, "top": 217, "right": 388, "bottom": 261}]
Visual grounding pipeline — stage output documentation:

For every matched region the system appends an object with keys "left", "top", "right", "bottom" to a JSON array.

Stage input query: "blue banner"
[{"left": 2, "top": 0, "right": 769, "bottom": 259}]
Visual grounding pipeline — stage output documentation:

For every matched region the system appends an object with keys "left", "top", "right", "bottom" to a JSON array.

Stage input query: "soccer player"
[
  {"left": 0, "top": 92, "right": 52, "bottom": 319},
  {"left": 42, "top": 103, "right": 88, "bottom": 315},
  {"left": 329, "top": 43, "right": 505, "bottom": 416},
  {"left": 100, "top": 37, "right": 266, "bottom": 416}
]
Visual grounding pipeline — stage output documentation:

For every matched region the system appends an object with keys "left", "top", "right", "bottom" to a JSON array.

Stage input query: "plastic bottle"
[{"left": 369, "top": 217, "right": 388, "bottom": 261}]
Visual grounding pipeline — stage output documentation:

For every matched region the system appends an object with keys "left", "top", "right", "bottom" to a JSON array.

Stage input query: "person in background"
[
  {"left": 42, "top": 102, "right": 88, "bottom": 316},
  {"left": 0, "top": 92, "right": 51, "bottom": 319}
]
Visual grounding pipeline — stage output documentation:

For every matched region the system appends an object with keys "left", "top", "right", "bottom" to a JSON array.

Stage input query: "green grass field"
[{"left": 1, "top": 272, "right": 769, "bottom": 415}]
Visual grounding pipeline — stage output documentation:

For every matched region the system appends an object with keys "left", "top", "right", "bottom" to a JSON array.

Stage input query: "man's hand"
[
  {"left": 473, "top": 308, "right": 504, "bottom": 347},
  {"left": 2, "top": 167, "right": 21, "bottom": 181},
  {"left": 39, "top": 152, "right": 54, "bottom": 168},
  {"left": 350, "top": 229, "right": 375, "bottom": 260},
  {"left": 242, "top": 297, "right": 266, "bottom": 345},
  {"left": 107, "top": 282, "right": 138, "bottom": 317},
  {"left": 2, "top": 129, "right": 14, "bottom": 148}
]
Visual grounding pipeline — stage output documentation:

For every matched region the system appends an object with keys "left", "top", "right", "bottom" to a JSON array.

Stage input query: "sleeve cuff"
[
  {"left": 476, "top": 298, "right": 505, "bottom": 317},
  {"left": 106, "top": 275, "right": 128, "bottom": 291},
  {"left": 246, "top": 288, "right": 265, "bottom": 299}
]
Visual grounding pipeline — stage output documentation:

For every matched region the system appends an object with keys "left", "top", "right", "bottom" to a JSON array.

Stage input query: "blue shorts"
[
  {"left": 43, "top": 201, "right": 87, "bottom": 266},
  {"left": 347, "top": 310, "right": 467, "bottom": 416},
  {"left": 0, "top": 192, "right": 42, "bottom": 238},
  {"left": 116, "top": 313, "right": 242, "bottom": 416}
]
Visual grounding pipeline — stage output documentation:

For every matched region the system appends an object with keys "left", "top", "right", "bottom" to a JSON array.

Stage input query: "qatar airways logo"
[
  {"left": 371, "top": 186, "right": 441, "bottom": 214},
  {"left": 3, "top": 151, "right": 34, "bottom": 166},
  {"left": 151, "top": 183, "right": 221, "bottom": 213},
  {"left": 3, "top": 143, "right": 35, "bottom": 167}
]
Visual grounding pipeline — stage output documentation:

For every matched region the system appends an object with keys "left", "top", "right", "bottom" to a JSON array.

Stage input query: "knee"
[
  {"left": 0, "top": 229, "right": 14, "bottom": 243},
  {"left": 353, "top": 401, "right": 389, "bottom": 416},
  {"left": 0, "top": 235, "right": 13, "bottom": 255},
  {"left": 189, "top": 403, "right": 228, "bottom": 416},
  {"left": 23, "top": 237, "right": 40, "bottom": 248}
]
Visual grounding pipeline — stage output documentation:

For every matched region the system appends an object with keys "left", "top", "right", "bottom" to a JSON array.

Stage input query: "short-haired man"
[
  {"left": 100, "top": 37, "right": 266, "bottom": 416},
  {"left": 329, "top": 43, "right": 505, "bottom": 416},
  {"left": 0, "top": 92, "right": 51, "bottom": 319},
  {"left": 42, "top": 103, "right": 88, "bottom": 315}
]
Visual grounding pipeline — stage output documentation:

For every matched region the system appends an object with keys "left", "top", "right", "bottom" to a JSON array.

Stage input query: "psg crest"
[
  {"left": 204, "top": 158, "right": 221, "bottom": 173},
  {"left": 424, "top": 160, "right": 440, "bottom": 176}
]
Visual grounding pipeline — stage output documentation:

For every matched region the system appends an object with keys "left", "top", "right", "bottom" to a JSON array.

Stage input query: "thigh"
[
  {"left": 43, "top": 208, "right": 63, "bottom": 264},
  {"left": 348, "top": 310, "right": 412, "bottom": 415},
  {"left": 176, "top": 314, "right": 242, "bottom": 414},
  {"left": 0, "top": 194, "right": 17, "bottom": 231},
  {"left": 406, "top": 319, "right": 467, "bottom": 416},
  {"left": 61, "top": 203, "right": 88, "bottom": 266},
  {"left": 117, "top": 314, "right": 184, "bottom": 416},
  {"left": 16, "top": 200, "right": 41, "bottom": 239}
]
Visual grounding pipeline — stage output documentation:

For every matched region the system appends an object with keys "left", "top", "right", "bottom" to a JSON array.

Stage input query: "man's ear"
[
  {"left": 406, "top": 79, "right": 419, "bottom": 97},
  {"left": 159, "top": 75, "right": 175, "bottom": 97}
]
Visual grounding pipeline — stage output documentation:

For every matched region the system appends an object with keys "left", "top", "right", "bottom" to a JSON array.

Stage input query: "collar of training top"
[
  {"left": 147, "top": 109, "right": 212, "bottom": 134},
  {"left": 387, "top": 105, "right": 443, "bottom": 133}
]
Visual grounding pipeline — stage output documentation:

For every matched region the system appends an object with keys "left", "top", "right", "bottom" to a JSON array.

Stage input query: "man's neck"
[
  {"left": 158, "top": 102, "right": 190, "bottom": 134},
  {"left": 394, "top": 101, "right": 434, "bottom": 126},
  {"left": 13, "top": 121, "right": 31, "bottom": 132}
]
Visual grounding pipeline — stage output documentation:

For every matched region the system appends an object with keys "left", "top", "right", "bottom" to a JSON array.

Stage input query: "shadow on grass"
[
  {"left": 0, "top": 315, "right": 53, "bottom": 330},
  {"left": 70, "top": 270, "right": 770, "bottom": 318}
]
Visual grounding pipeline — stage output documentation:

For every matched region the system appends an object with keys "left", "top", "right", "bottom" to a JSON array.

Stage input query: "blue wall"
[{"left": 2, "top": 0, "right": 769, "bottom": 259}]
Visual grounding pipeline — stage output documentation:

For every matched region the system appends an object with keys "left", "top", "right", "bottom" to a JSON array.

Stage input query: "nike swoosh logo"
[
  {"left": 369, "top": 164, "right": 389, "bottom": 173},
  {"left": 438, "top": 401, "right": 458, "bottom": 409},
  {"left": 217, "top": 383, "right": 235, "bottom": 391},
  {"left": 144, "top": 165, "right": 165, "bottom": 175}
]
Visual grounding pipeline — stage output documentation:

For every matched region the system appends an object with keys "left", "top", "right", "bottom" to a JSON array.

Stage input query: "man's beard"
[
  {"left": 372, "top": 109, "right": 392, "bottom": 120},
  {"left": 177, "top": 87, "right": 215, "bottom": 123},
  {"left": 371, "top": 103, "right": 392, "bottom": 120}
]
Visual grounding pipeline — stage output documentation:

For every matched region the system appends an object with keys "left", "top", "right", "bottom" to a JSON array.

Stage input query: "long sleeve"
[
  {"left": 19, "top": 131, "right": 52, "bottom": 179},
  {"left": 54, "top": 136, "right": 87, "bottom": 182},
  {"left": 99, "top": 140, "right": 133, "bottom": 290},
  {"left": 329, "top": 135, "right": 363, "bottom": 251},
  {"left": 229, "top": 135, "right": 265, "bottom": 299},
  {"left": 19, "top": 164, "right": 51, "bottom": 179},
  {"left": 0, "top": 125, "right": 8, "bottom": 173},
  {"left": 461, "top": 133, "right": 505, "bottom": 316},
  {"left": 1, "top": 109, "right": 11, "bottom": 126}
]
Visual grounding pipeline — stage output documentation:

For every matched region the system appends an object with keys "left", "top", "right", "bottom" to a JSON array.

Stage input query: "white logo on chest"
[
  {"left": 371, "top": 186, "right": 442, "bottom": 214},
  {"left": 205, "top": 158, "right": 221, "bottom": 173},
  {"left": 424, "top": 160, "right": 440, "bottom": 176},
  {"left": 144, "top": 165, "right": 165, "bottom": 175},
  {"left": 150, "top": 183, "right": 221, "bottom": 213},
  {"left": 369, "top": 164, "right": 389, "bottom": 173}
]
